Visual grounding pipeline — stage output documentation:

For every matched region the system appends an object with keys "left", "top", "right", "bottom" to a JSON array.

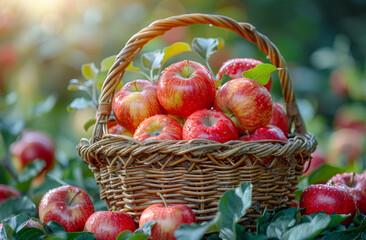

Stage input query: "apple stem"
[
  {"left": 133, "top": 81, "right": 139, "bottom": 92},
  {"left": 182, "top": 60, "right": 191, "bottom": 78},
  {"left": 350, "top": 172, "right": 355, "bottom": 187},
  {"left": 112, "top": 206, "right": 117, "bottom": 212},
  {"left": 157, "top": 192, "right": 168, "bottom": 208},
  {"left": 68, "top": 189, "right": 81, "bottom": 206}
]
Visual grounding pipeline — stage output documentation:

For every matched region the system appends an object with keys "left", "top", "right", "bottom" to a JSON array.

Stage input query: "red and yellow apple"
[
  {"left": 107, "top": 119, "right": 133, "bottom": 137},
  {"left": 157, "top": 60, "right": 216, "bottom": 118},
  {"left": 214, "top": 78, "right": 273, "bottom": 135},
  {"left": 139, "top": 195, "right": 196, "bottom": 240},
  {"left": 38, "top": 185, "right": 94, "bottom": 232},
  {"left": 113, "top": 80, "right": 164, "bottom": 132},
  {"left": 84, "top": 211, "right": 136, "bottom": 240},
  {"left": 133, "top": 115, "right": 183, "bottom": 141},
  {"left": 182, "top": 109, "right": 238, "bottom": 143}
]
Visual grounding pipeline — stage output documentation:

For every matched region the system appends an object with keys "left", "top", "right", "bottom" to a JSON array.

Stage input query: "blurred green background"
[{"left": 1, "top": 0, "right": 365, "bottom": 204}]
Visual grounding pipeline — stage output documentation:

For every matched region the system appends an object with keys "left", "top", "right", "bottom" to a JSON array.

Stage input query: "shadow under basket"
[{"left": 77, "top": 13, "right": 317, "bottom": 231}]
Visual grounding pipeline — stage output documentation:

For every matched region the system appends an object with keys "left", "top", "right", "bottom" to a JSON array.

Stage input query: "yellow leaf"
[
  {"left": 162, "top": 42, "right": 191, "bottom": 66},
  {"left": 126, "top": 62, "right": 140, "bottom": 72}
]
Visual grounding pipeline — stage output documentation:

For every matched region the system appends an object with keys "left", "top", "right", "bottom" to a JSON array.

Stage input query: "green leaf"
[
  {"left": 307, "top": 164, "right": 346, "bottom": 185},
  {"left": 220, "top": 74, "right": 232, "bottom": 87},
  {"left": 242, "top": 63, "right": 277, "bottom": 85},
  {"left": 0, "top": 196, "right": 37, "bottom": 219},
  {"left": 2, "top": 214, "right": 31, "bottom": 232},
  {"left": 44, "top": 221, "right": 66, "bottom": 235},
  {"left": 0, "top": 118, "right": 24, "bottom": 149},
  {"left": 14, "top": 227, "right": 45, "bottom": 240},
  {"left": 31, "top": 94, "right": 58, "bottom": 117},
  {"left": 218, "top": 182, "right": 252, "bottom": 240},
  {"left": 138, "top": 221, "right": 155, "bottom": 236},
  {"left": 175, "top": 214, "right": 221, "bottom": 240},
  {"left": 162, "top": 42, "right": 191, "bottom": 66},
  {"left": 0, "top": 222, "right": 13, "bottom": 240},
  {"left": 141, "top": 51, "right": 165, "bottom": 71},
  {"left": 67, "top": 98, "right": 93, "bottom": 112},
  {"left": 83, "top": 119, "right": 96, "bottom": 132},
  {"left": 17, "top": 159, "right": 45, "bottom": 191},
  {"left": 191, "top": 38, "right": 224, "bottom": 61},
  {"left": 282, "top": 213, "right": 331, "bottom": 240},
  {"left": 81, "top": 63, "right": 99, "bottom": 80},
  {"left": 266, "top": 215, "right": 297, "bottom": 239},
  {"left": 66, "top": 232, "right": 97, "bottom": 240},
  {"left": 101, "top": 55, "right": 116, "bottom": 72},
  {"left": 257, "top": 207, "right": 301, "bottom": 235},
  {"left": 116, "top": 230, "right": 134, "bottom": 240}
]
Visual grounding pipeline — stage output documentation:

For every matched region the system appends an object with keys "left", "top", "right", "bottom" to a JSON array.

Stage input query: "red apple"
[
  {"left": 10, "top": 130, "right": 55, "bottom": 183},
  {"left": 327, "top": 128, "right": 364, "bottom": 165},
  {"left": 133, "top": 115, "right": 183, "bottom": 141},
  {"left": 38, "top": 185, "right": 94, "bottom": 232},
  {"left": 239, "top": 126, "right": 287, "bottom": 164},
  {"left": 157, "top": 60, "right": 216, "bottom": 118},
  {"left": 267, "top": 102, "right": 289, "bottom": 136},
  {"left": 216, "top": 58, "right": 272, "bottom": 92},
  {"left": 303, "top": 149, "right": 326, "bottom": 176},
  {"left": 107, "top": 119, "right": 133, "bottom": 137},
  {"left": 182, "top": 109, "right": 238, "bottom": 143},
  {"left": 139, "top": 195, "right": 196, "bottom": 240},
  {"left": 299, "top": 184, "right": 357, "bottom": 226},
  {"left": 327, "top": 173, "right": 366, "bottom": 215},
  {"left": 84, "top": 211, "right": 136, "bottom": 240},
  {"left": 0, "top": 184, "right": 20, "bottom": 206},
  {"left": 113, "top": 80, "right": 164, "bottom": 132},
  {"left": 214, "top": 78, "right": 273, "bottom": 135}
]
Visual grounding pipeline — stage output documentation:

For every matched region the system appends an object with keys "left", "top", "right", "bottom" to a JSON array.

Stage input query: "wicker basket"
[{"left": 77, "top": 13, "right": 317, "bottom": 230}]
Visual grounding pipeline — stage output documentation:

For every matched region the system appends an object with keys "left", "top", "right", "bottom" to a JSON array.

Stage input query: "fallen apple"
[
  {"left": 38, "top": 185, "right": 94, "bottom": 232},
  {"left": 84, "top": 211, "right": 136, "bottom": 240}
]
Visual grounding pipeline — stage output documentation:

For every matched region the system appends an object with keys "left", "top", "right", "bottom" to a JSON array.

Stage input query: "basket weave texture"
[{"left": 77, "top": 13, "right": 317, "bottom": 229}]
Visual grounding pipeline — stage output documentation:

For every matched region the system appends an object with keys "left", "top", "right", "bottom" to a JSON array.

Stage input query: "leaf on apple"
[
  {"left": 242, "top": 63, "right": 278, "bottom": 85},
  {"left": 219, "top": 74, "right": 232, "bottom": 87},
  {"left": 162, "top": 42, "right": 191, "bottom": 66},
  {"left": 191, "top": 37, "right": 224, "bottom": 61},
  {"left": 100, "top": 55, "right": 117, "bottom": 72}
]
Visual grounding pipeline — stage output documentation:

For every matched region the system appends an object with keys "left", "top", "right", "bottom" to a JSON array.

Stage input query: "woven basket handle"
[{"left": 92, "top": 13, "right": 306, "bottom": 142}]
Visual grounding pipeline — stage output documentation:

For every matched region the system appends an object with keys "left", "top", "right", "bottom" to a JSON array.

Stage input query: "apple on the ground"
[
  {"left": 299, "top": 184, "right": 357, "bottom": 226},
  {"left": 157, "top": 60, "right": 216, "bottom": 118},
  {"left": 0, "top": 184, "right": 21, "bottom": 206},
  {"left": 10, "top": 130, "right": 55, "bottom": 185},
  {"left": 328, "top": 172, "right": 366, "bottom": 215},
  {"left": 38, "top": 185, "right": 94, "bottom": 232},
  {"left": 214, "top": 78, "right": 273, "bottom": 135},
  {"left": 139, "top": 194, "right": 196, "bottom": 240},
  {"left": 182, "top": 109, "right": 238, "bottom": 143},
  {"left": 113, "top": 80, "right": 164, "bottom": 132},
  {"left": 133, "top": 115, "right": 183, "bottom": 141},
  {"left": 216, "top": 58, "right": 272, "bottom": 92},
  {"left": 84, "top": 211, "right": 136, "bottom": 240}
]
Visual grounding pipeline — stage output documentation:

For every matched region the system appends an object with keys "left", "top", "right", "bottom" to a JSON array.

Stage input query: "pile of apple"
[{"left": 110, "top": 57, "right": 289, "bottom": 153}]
